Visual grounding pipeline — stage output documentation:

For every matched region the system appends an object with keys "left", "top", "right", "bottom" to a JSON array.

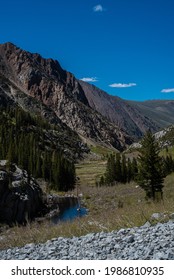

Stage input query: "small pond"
[{"left": 52, "top": 204, "right": 88, "bottom": 224}]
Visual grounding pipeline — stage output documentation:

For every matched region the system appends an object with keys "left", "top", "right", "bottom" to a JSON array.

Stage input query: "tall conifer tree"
[
  {"left": 137, "top": 131, "right": 164, "bottom": 200},
  {"left": 121, "top": 154, "right": 127, "bottom": 183}
]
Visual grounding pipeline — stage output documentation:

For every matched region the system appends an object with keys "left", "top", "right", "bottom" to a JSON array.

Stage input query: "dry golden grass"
[
  {"left": 0, "top": 172, "right": 174, "bottom": 250},
  {"left": 76, "top": 159, "right": 107, "bottom": 186},
  {"left": 1, "top": 151, "right": 174, "bottom": 251}
]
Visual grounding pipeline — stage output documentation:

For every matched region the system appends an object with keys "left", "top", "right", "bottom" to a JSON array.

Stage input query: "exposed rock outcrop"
[
  {"left": 0, "top": 161, "right": 44, "bottom": 225},
  {"left": 0, "top": 161, "right": 83, "bottom": 225},
  {"left": 0, "top": 42, "right": 174, "bottom": 149},
  {"left": 0, "top": 42, "right": 132, "bottom": 150},
  {"left": 0, "top": 74, "right": 89, "bottom": 161}
]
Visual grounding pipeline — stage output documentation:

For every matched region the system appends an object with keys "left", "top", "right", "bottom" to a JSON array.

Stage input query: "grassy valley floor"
[{"left": 0, "top": 151, "right": 174, "bottom": 250}]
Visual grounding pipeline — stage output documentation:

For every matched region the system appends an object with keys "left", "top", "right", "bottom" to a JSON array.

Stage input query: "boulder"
[
  {"left": 0, "top": 163, "right": 44, "bottom": 225},
  {"left": 150, "top": 213, "right": 166, "bottom": 222}
]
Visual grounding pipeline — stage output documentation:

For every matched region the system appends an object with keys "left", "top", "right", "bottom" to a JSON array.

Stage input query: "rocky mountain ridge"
[
  {"left": 79, "top": 80, "right": 159, "bottom": 139},
  {"left": 129, "top": 99, "right": 174, "bottom": 128},
  {"left": 0, "top": 42, "right": 132, "bottom": 151},
  {"left": 0, "top": 74, "right": 89, "bottom": 161},
  {"left": 0, "top": 42, "right": 173, "bottom": 151},
  {"left": 129, "top": 125, "right": 174, "bottom": 150}
]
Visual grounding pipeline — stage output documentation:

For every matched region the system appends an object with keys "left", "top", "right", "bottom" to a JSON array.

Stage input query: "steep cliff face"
[
  {"left": 0, "top": 42, "right": 132, "bottom": 150},
  {"left": 0, "top": 42, "right": 89, "bottom": 105},
  {"left": 0, "top": 162, "right": 44, "bottom": 225},
  {"left": 0, "top": 74, "right": 89, "bottom": 160}
]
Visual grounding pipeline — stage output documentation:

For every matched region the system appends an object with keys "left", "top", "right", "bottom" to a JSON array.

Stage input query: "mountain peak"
[
  {"left": 0, "top": 43, "right": 132, "bottom": 150},
  {"left": 0, "top": 41, "right": 17, "bottom": 49},
  {"left": 0, "top": 42, "right": 21, "bottom": 57}
]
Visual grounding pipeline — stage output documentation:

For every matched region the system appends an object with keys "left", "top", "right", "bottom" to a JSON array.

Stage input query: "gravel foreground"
[{"left": 1, "top": 221, "right": 174, "bottom": 260}]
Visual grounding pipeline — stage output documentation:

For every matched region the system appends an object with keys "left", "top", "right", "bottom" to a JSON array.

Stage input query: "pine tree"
[
  {"left": 6, "top": 142, "right": 13, "bottom": 169},
  {"left": 115, "top": 153, "right": 122, "bottom": 182},
  {"left": 137, "top": 131, "right": 164, "bottom": 200},
  {"left": 162, "top": 155, "right": 174, "bottom": 176},
  {"left": 105, "top": 154, "right": 116, "bottom": 185},
  {"left": 121, "top": 154, "right": 127, "bottom": 183},
  {"left": 131, "top": 157, "right": 138, "bottom": 181},
  {"left": 0, "top": 106, "right": 76, "bottom": 192},
  {"left": 99, "top": 175, "right": 105, "bottom": 186},
  {"left": 127, "top": 158, "right": 132, "bottom": 183}
]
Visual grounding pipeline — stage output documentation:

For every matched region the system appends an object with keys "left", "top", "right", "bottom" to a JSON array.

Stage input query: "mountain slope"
[
  {"left": 0, "top": 42, "right": 132, "bottom": 151},
  {"left": 128, "top": 100, "right": 174, "bottom": 128},
  {"left": 79, "top": 80, "right": 159, "bottom": 139},
  {"left": 0, "top": 73, "right": 90, "bottom": 160}
]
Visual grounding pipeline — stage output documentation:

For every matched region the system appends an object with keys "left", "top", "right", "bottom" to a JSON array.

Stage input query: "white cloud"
[
  {"left": 109, "top": 83, "right": 137, "bottom": 88},
  {"left": 93, "top": 4, "right": 104, "bottom": 12},
  {"left": 161, "top": 88, "right": 174, "bottom": 93},
  {"left": 80, "top": 77, "right": 98, "bottom": 82}
]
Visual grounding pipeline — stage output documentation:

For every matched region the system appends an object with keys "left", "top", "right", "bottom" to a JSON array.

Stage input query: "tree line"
[
  {"left": 99, "top": 131, "right": 174, "bottom": 201},
  {"left": 0, "top": 106, "right": 76, "bottom": 192},
  {"left": 98, "top": 154, "right": 138, "bottom": 186}
]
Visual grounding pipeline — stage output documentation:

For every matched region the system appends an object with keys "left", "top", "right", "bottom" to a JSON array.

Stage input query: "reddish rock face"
[
  {"left": 0, "top": 42, "right": 132, "bottom": 150},
  {"left": 0, "top": 42, "right": 89, "bottom": 106}
]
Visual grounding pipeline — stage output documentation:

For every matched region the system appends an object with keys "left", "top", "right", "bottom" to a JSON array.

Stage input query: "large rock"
[
  {"left": 150, "top": 212, "right": 167, "bottom": 222},
  {"left": 0, "top": 162, "right": 44, "bottom": 225}
]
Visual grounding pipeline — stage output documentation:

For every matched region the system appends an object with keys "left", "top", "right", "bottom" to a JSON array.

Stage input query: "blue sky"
[{"left": 1, "top": 0, "right": 174, "bottom": 101}]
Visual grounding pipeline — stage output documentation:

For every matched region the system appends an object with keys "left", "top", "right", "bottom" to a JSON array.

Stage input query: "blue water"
[{"left": 52, "top": 204, "right": 88, "bottom": 224}]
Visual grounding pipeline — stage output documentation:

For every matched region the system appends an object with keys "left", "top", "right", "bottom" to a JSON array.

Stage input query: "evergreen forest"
[
  {"left": 100, "top": 131, "right": 174, "bottom": 200},
  {"left": 0, "top": 106, "right": 76, "bottom": 191}
]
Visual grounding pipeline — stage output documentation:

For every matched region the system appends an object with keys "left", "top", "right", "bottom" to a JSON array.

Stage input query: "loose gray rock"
[
  {"left": 142, "top": 221, "right": 151, "bottom": 228},
  {"left": 0, "top": 220, "right": 174, "bottom": 260}
]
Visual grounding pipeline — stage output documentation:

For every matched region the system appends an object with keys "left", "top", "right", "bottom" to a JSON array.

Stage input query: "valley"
[
  {"left": 0, "top": 150, "right": 174, "bottom": 251},
  {"left": 0, "top": 43, "right": 174, "bottom": 259}
]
